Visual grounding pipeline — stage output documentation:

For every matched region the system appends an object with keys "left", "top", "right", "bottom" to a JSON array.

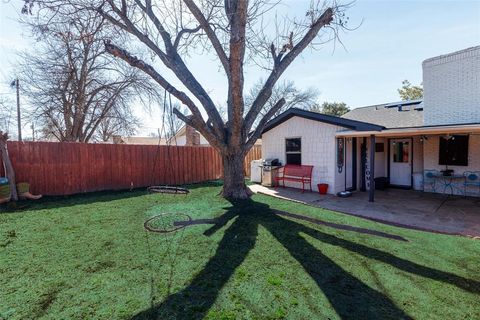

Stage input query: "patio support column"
[
  {"left": 369, "top": 135, "right": 376, "bottom": 202},
  {"left": 360, "top": 137, "right": 366, "bottom": 191}
]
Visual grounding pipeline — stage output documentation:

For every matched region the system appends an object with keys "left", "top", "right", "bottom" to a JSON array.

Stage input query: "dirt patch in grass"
[
  {"left": 35, "top": 287, "right": 62, "bottom": 318},
  {"left": 103, "top": 240, "right": 114, "bottom": 249},
  {"left": 84, "top": 260, "right": 116, "bottom": 273},
  {"left": 0, "top": 230, "right": 16, "bottom": 248}
]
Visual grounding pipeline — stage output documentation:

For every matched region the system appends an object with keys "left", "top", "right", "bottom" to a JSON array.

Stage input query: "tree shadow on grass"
[
  {"left": 134, "top": 200, "right": 259, "bottom": 320},
  {"left": 0, "top": 181, "right": 220, "bottom": 213},
  {"left": 0, "top": 181, "right": 224, "bottom": 213},
  {"left": 0, "top": 189, "right": 151, "bottom": 213},
  {"left": 133, "top": 199, "right": 480, "bottom": 320}
]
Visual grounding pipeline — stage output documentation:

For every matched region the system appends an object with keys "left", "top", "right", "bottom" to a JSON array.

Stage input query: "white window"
[{"left": 285, "top": 138, "right": 301, "bottom": 165}]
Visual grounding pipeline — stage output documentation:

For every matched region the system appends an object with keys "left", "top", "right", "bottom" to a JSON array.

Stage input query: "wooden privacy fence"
[{"left": 0, "top": 141, "right": 262, "bottom": 196}]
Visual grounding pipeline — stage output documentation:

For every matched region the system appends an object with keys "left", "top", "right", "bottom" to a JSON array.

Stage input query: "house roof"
[
  {"left": 262, "top": 108, "right": 385, "bottom": 134},
  {"left": 342, "top": 100, "right": 424, "bottom": 129}
]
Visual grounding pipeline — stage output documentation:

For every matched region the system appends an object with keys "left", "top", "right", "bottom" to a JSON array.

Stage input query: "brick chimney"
[
  {"left": 423, "top": 46, "right": 480, "bottom": 126},
  {"left": 112, "top": 135, "right": 124, "bottom": 144},
  {"left": 185, "top": 124, "right": 200, "bottom": 146}
]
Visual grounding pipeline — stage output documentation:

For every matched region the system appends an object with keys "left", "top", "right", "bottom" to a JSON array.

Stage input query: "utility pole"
[{"left": 10, "top": 78, "right": 22, "bottom": 141}]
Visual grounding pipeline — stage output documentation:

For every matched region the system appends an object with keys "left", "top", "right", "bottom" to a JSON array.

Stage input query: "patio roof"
[{"left": 336, "top": 122, "right": 480, "bottom": 138}]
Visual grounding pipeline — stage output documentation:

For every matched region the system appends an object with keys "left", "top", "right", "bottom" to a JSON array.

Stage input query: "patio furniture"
[
  {"left": 428, "top": 171, "right": 465, "bottom": 196},
  {"left": 463, "top": 171, "right": 480, "bottom": 197},
  {"left": 437, "top": 174, "right": 465, "bottom": 195},
  {"left": 275, "top": 164, "right": 313, "bottom": 193},
  {"left": 424, "top": 170, "right": 439, "bottom": 192}
]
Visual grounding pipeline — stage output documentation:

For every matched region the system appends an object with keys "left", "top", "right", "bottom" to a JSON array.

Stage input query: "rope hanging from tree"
[
  {"left": 148, "top": 89, "right": 189, "bottom": 195},
  {"left": 143, "top": 91, "right": 191, "bottom": 304}
]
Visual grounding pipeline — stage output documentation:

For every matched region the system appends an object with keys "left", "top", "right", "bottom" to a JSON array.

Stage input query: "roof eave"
[
  {"left": 336, "top": 123, "right": 480, "bottom": 138},
  {"left": 262, "top": 108, "right": 384, "bottom": 134}
]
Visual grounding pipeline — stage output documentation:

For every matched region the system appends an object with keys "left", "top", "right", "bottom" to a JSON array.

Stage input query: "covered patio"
[
  {"left": 249, "top": 184, "right": 480, "bottom": 237},
  {"left": 335, "top": 123, "right": 480, "bottom": 202}
]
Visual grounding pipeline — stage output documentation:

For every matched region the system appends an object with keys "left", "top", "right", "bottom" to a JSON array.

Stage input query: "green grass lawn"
[{"left": 1, "top": 182, "right": 479, "bottom": 319}]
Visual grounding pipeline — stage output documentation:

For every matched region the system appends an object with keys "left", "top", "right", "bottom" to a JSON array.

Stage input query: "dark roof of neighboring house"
[
  {"left": 342, "top": 100, "right": 424, "bottom": 129},
  {"left": 262, "top": 108, "right": 385, "bottom": 134}
]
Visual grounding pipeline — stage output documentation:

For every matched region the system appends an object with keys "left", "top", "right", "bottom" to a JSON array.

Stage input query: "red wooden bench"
[{"left": 274, "top": 164, "right": 314, "bottom": 192}]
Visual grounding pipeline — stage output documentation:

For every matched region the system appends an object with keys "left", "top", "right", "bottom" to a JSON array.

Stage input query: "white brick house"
[
  {"left": 262, "top": 112, "right": 382, "bottom": 193},
  {"left": 261, "top": 46, "right": 480, "bottom": 199}
]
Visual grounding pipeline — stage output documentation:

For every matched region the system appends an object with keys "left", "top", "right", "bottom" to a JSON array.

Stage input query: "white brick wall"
[
  {"left": 261, "top": 117, "right": 344, "bottom": 194},
  {"left": 423, "top": 46, "right": 480, "bottom": 126},
  {"left": 412, "top": 136, "right": 424, "bottom": 174}
]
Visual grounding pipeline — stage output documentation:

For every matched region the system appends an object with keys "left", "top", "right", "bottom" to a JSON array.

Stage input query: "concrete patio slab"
[{"left": 249, "top": 184, "right": 480, "bottom": 237}]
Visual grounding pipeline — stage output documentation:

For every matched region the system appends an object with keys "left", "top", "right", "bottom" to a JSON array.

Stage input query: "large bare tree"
[
  {"left": 25, "top": 0, "right": 348, "bottom": 198},
  {"left": 19, "top": 12, "right": 156, "bottom": 142}
]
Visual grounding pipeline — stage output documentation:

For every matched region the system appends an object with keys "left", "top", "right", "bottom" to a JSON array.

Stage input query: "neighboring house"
[
  {"left": 112, "top": 136, "right": 165, "bottom": 145},
  {"left": 113, "top": 124, "right": 262, "bottom": 147},
  {"left": 169, "top": 124, "right": 210, "bottom": 146},
  {"left": 111, "top": 125, "right": 211, "bottom": 146},
  {"left": 261, "top": 46, "right": 480, "bottom": 199},
  {"left": 170, "top": 123, "right": 262, "bottom": 147}
]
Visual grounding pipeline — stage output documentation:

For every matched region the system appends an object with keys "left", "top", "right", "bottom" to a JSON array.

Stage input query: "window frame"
[
  {"left": 392, "top": 141, "right": 410, "bottom": 163},
  {"left": 285, "top": 137, "right": 302, "bottom": 165},
  {"left": 438, "top": 135, "right": 469, "bottom": 166}
]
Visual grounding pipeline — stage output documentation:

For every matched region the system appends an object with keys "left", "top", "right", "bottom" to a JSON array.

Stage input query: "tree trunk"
[
  {"left": 0, "top": 134, "right": 18, "bottom": 202},
  {"left": 221, "top": 150, "right": 252, "bottom": 199}
]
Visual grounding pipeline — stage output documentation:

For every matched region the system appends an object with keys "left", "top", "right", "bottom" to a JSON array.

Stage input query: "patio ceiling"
[{"left": 336, "top": 123, "right": 480, "bottom": 138}]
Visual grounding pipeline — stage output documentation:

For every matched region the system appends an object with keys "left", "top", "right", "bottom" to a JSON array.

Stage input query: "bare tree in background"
[
  {"left": 19, "top": 12, "right": 158, "bottom": 142},
  {"left": 245, "top": 79, "right": 319, "bottom": 127},
  {"left": 94, "top": 109, "right": 141, "bottom": 142},
  {"left": 164, "top": 103, "right": 189, "bottom": 142},
  {"left": 0, "top": 96, "right": 15, "bottom": 132},
  {"left": 25, "top": 0, "right": 350, "bottom": 198}
]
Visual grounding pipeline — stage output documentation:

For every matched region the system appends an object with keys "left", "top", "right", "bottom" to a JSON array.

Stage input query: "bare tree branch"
[
  {"left": 245, "top": 97, "right": 285, "bottom": 150},
  {"left": 244, "top": 7, "right": 334, "bottom": 134},
  {"left": 183, "top": 0, "right": 230, "bottom": 77},
  {"left": 105, "top": 41, "right": 223, "bottom": 149},
  {"left": 98, "top": 0, "right": 226, "bottom": 139}
]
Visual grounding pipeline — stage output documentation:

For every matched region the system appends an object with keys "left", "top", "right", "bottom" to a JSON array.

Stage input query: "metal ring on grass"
[
  {"left": 147, "top": 186, "right": 190, "bottom": 194},
  {"left": 144, "top": 213, "right": 192, "bottom": 233}
]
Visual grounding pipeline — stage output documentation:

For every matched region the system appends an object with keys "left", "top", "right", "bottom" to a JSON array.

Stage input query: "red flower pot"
[{"left": 317, "top": 183, "right": 328, "bottom": 194}]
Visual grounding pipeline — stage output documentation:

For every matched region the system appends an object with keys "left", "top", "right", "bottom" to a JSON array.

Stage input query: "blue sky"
[{"left": 0, "top": 0, "right": 479, "bottom": 137}]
